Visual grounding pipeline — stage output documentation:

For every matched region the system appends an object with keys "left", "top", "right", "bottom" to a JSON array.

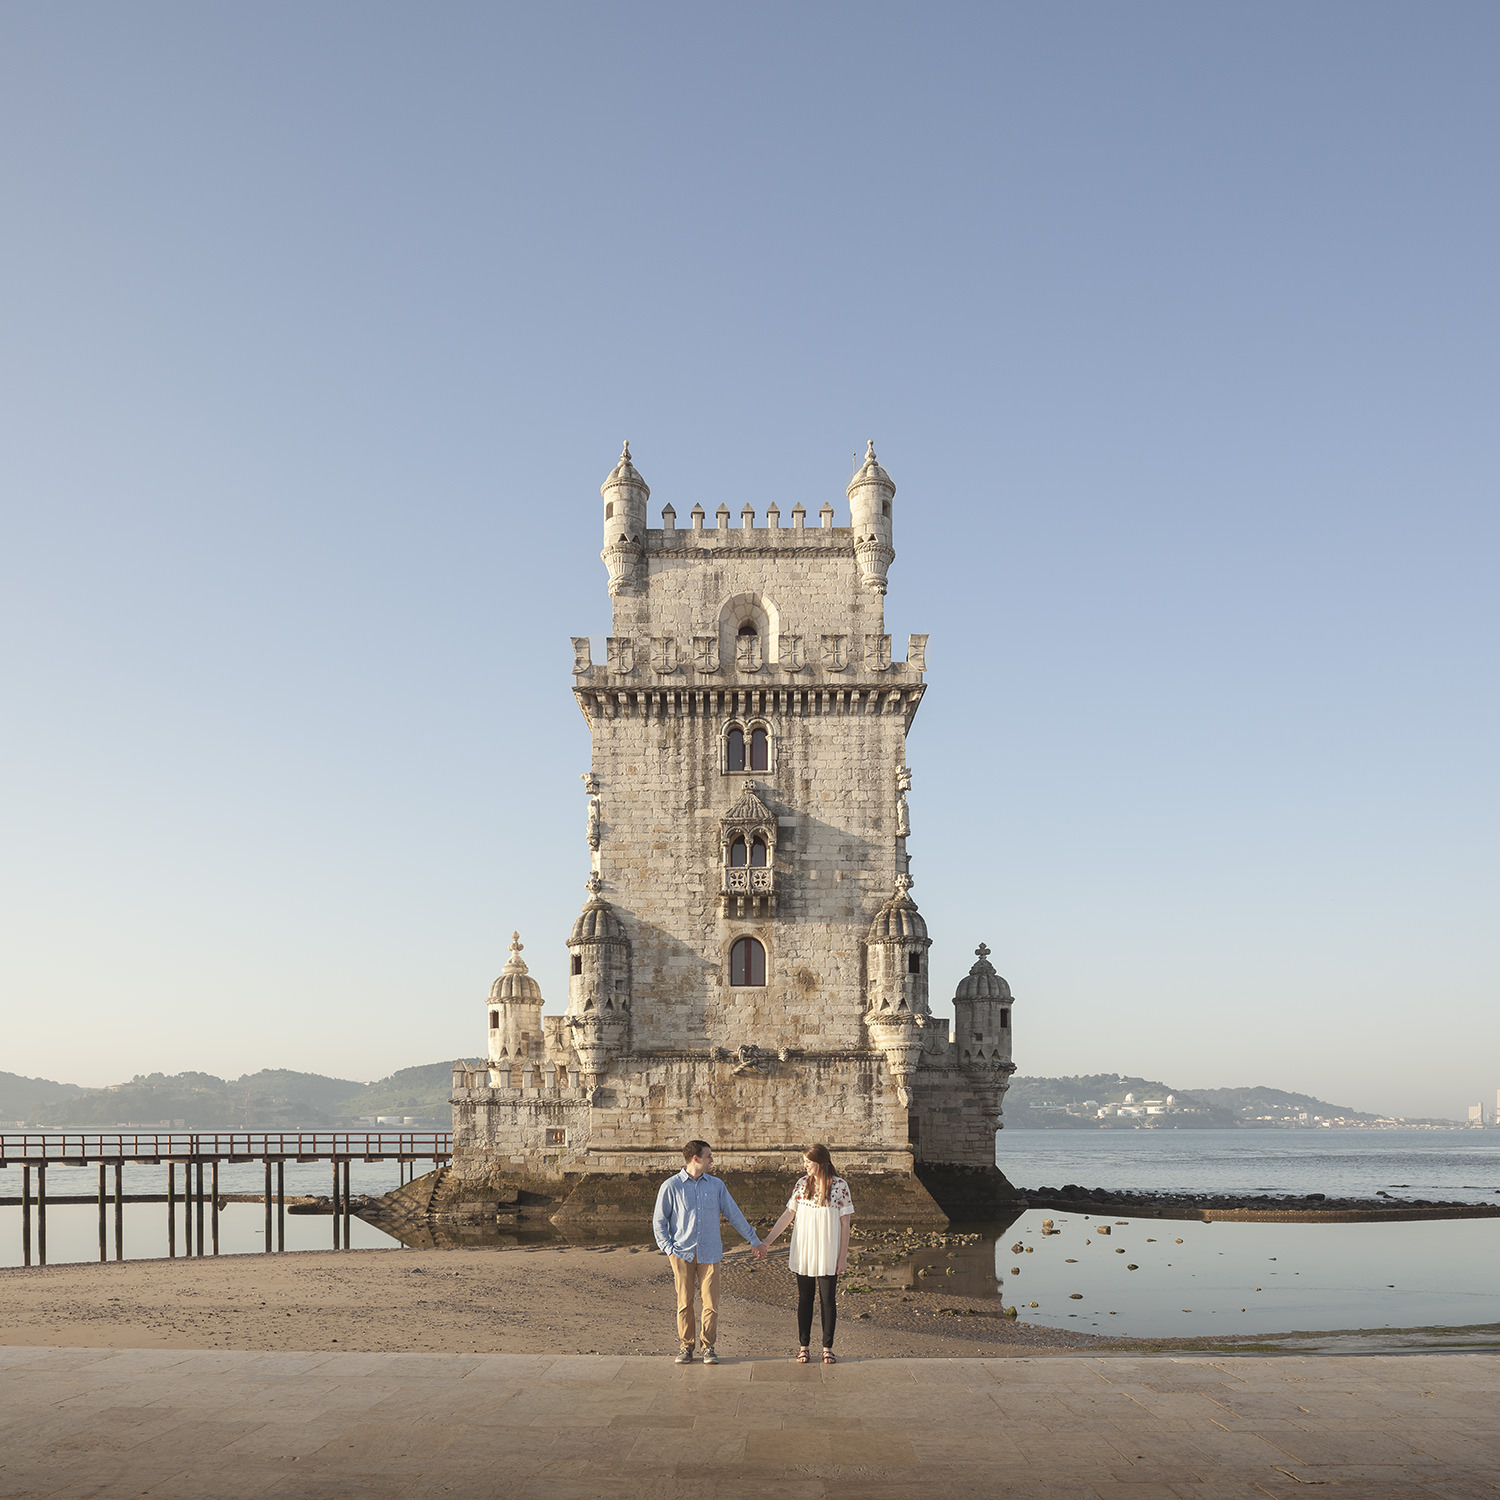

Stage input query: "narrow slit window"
[
  {"left": 907, "top": 950, "right": 922, "bottom": 974},
  {"left": 749, "top": 726, "right": 768, "bottom": 770},
  {"left": 605, "top": 502, "right": 613, "bottom": 518},
  {"left": 489, "top": 1010, "right": 499, "bottom": 1029},
  {"left": 726, "top": 727, "right": 745, "bottom": 772},
  {"left": 1000, "top": 1009, "right": 1010, "bottom": 1029},
  {"left": 571, "top": 954, "right": 582, "bottom": 975},
  {"left": 730, "top": 936, "right": 766, "bottom": 987},
  {"left": 729, "top": 836, "right": 748, "bottom": 867}
]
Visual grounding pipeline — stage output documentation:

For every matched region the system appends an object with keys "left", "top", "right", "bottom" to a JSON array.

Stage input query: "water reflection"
[{"left": 846, "top": 1209, "right": 1500, "bottom": 1337}]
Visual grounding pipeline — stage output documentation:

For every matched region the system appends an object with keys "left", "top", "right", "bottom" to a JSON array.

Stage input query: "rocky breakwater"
[{"left": 1021, "top": 1184, "right": 1500, "bottom": 1223}]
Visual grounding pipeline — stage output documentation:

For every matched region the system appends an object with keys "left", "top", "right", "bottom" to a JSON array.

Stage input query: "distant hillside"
[
  {"left": 27, "top": 1069, "right": 365, "bottom": 1129},
  {"left": 1180, "top": 1085, "right": 1380, "bottom": 1122},
  {"left": 23, "top": 1062, "right": 485, "bottom": 1129},
  {"left": 0, "top": 1071, "right": 87, "bottom": 1122},
  {"left": 1004, "top": 1074, "right": 1233, "bottom": 1129},
  {"left": 336, "top": 1061, "right": 485, "bottom": 1120},
  {"left": 1005, "top": 1075, "right": 1400, "bottom": 1128}
]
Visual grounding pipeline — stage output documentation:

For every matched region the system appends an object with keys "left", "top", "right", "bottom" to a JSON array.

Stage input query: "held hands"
[{"left": 752, "top": 1243, "right": 767, "bottom": 1260}]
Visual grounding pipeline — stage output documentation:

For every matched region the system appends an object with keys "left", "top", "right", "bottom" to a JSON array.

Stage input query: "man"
[{"left": 652, "top": 1140, "right": 765, "bottom": 1364}]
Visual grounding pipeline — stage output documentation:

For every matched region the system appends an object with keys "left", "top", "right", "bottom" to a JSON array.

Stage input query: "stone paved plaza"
[{"left": 3, "top": 1346, "right": 1500, "bottom": 1498}]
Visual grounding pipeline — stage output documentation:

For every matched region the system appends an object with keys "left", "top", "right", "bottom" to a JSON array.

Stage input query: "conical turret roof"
[
  {"left": 569, "top": 895, "right": 628, "bottom": 944},
  {"left": 867, "top": 885, "right": 928, "bottom": 942},
  {"left": 601, "top": 440, "right": 650, "bottom": 500},
  {"left": 954, "top": 942, "right": 1011, "bottom": 1001},
  {"left": 489, "top": 932, "right": 543, "bottom": 1004},
  {"left": 847, "top": 439, "right": 894, "bottom": 498}
]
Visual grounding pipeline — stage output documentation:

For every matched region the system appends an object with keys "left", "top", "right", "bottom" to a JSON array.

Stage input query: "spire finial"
[
  {"left": 866, "top": 439, "right": 876, "bottom": 463},
  {"left": 621, "top": 439, "right": 631, "bottom": 463},
  {"left": 975, "top": 942, "right": 991, "bottom": 960},
  {"left": 501, "top": 931, "right": 530, "bottom": 976}
]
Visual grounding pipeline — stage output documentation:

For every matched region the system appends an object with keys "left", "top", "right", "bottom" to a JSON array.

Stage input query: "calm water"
[
  {"left": 861, "top": 1211, "right": 1500, "bottom": 1338},
  {"left": 996, "top": 1127, "right": 1500, "bottom": 1204},
  {"left": 1, "top": 1156, "right": 408, "bottom": 1269},
  {"left": 6, "top": 1130, "right": 1500, "bottom": 1338}
]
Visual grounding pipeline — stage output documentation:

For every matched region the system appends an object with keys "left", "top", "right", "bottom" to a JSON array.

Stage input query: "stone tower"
[{"left": 450, "top": 443, "right": 1018, "bottom": 1222}]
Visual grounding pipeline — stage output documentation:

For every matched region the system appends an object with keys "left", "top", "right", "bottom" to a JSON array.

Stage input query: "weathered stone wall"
[
  {"left": 463, "top": 450, "right": 1013, "bottom": 1195},
  {"left": 453, "top": 1051, "right": 908, "bottom": 1170},
  {"left": 578, "top": 698, "right": 917, "bottom": 1054}
]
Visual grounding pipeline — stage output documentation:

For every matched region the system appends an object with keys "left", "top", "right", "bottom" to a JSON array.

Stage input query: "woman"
[{"left": 759, "top": 1143, "right": 855, "bottom": 1363}]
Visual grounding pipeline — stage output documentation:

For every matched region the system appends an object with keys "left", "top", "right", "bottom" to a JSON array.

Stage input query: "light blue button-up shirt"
[{"left": 653, "top": 1169, "right": 761, "bottom": 1263}]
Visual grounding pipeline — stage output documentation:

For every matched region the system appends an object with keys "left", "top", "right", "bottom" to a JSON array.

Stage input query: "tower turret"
[
  {"left": 952, "top": 942, "right": 1015, "bottom": 1096},
  {"left": 847, "top": 440, "right": 896, "bottom": 595},
  {"left": 565, "top": 894, "right": 632, "bottom": 1081},
  {"left": 864, "top": 884, "right": 932, "bottom": 1105},
  {"left": 600, "top": 441, "right": 649, "bottom": 597},
  {"left": 486, "top": 932, "right": 545, "bottom": 1084}
]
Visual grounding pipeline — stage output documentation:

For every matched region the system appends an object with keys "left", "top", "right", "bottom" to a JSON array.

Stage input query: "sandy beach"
[{"left": 0, "top": 1243, "right": 1119, "bottom": 1359}]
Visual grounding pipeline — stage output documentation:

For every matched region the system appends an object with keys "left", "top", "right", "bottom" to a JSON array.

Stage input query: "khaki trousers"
[{"left": 669, "top": 1255, "right": 720, "bottom": 1348}]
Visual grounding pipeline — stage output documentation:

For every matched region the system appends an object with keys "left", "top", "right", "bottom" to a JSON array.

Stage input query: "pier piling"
[
  {"left": 37, "top": 1162, "right": 47, "bottom": 1266},
  {"left": 168, "top": 1162, "right": 176, "bottom": 1258},
  {"left": 97, "top": 1164, "right": 107, "bottom": 1263},
  {"left": 114, "top": 1161, "right": 124, "bottom": 1261}
]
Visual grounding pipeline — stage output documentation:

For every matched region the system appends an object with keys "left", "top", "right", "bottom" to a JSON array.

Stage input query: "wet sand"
[{"left": 0, "top": 1245, "right": 1115, "bottom": 1358}]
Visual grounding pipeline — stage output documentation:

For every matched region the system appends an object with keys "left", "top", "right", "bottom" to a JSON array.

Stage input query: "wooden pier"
[{"left": 1, "top": 1132, "right": 451, "bottom": 1266}]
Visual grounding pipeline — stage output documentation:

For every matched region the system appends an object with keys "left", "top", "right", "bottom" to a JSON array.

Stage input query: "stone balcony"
[{"left": 720, "top": 864, "right": 777, "bottom": 919}]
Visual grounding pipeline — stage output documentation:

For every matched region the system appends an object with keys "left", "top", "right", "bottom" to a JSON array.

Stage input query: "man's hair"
[{"left": 682, "top": 1139, "right": 711, "bottom": 1163}]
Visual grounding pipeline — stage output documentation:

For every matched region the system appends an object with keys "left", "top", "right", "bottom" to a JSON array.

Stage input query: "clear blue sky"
[{"left": 2, "top": 4, "right": 1495, "bottom": 1118}]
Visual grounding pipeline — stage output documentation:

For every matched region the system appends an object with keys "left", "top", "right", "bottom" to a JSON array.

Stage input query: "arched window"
[
  {"left": 749, "top": 726, "right": 768, "bottom": 771},
  {"left": 726, "top": 726, "right": 745, "bottom": 772},
  {"left": 750, "top": 835, "right": 768, "bottom": 867},
  {"left": 730, "top": 936, "right": 766, "bottom": 987},
  {"left": 737, "top": 621, "right": 758, "bottom": 637},
  {"left": 729, "top": 836, "right": 747, "bottom": 867},
  {"left": 605, "top": 502, "right": 614, "bottom": 518}
]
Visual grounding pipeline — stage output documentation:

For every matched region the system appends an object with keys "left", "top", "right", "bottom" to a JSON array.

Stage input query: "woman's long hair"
[{"left": 801, "top": 1143, "right": 836, "bottom": 1206}]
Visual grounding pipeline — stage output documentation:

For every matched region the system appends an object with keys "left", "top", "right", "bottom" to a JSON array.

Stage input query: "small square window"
[{"left": 547, "top": 1129, "right": 566, "bottom": 1146}]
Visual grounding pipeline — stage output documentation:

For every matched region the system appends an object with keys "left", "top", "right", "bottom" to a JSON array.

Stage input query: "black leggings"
[{"left": 796, "top": 1273, "right": 837, "bottom": 1349}]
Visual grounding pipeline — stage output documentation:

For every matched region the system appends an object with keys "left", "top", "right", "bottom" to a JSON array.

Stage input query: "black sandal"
[{"left": 794, "top": 1346, "right": 810, "bottom": 1363}]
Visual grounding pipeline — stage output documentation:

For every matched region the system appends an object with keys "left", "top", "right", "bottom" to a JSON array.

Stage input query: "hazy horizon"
[{"left": 3, "top": 4, "right": 1496, "bottom": 1118}]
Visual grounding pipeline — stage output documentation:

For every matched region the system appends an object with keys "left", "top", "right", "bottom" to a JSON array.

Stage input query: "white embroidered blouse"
[{"left": 786, "top": 1174, "right": 855, "bottom": 1277}]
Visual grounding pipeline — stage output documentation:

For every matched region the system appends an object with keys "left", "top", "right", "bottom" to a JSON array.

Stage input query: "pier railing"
[
  {"left": 0, "top": 1132, "right": 452, "bottom": 1164},
  {"left": 2, "top": 1132, "right": 452, "bottom": 1267}
]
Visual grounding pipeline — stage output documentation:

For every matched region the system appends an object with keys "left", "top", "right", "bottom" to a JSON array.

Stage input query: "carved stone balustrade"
[{"left": 720, "top": 864, "right": 777, "bottom": 919}]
